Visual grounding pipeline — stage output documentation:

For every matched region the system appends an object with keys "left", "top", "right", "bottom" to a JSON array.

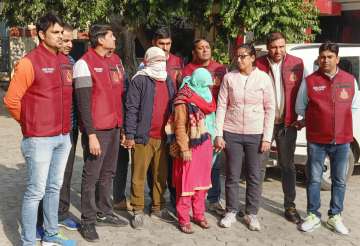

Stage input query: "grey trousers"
[
  {"left": 273, "top": 124, "right": 297, "bottom": 209},
  {"left": 223, "top": 131, "right": 263, "bottom": 215}
]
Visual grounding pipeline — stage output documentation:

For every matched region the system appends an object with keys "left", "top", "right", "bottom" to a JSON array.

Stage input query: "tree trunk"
[{"left": 111, "top": 16, "right": 138, "bottom": 77}]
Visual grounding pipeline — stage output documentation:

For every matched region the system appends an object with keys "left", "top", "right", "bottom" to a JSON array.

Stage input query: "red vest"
[
  {"left": 256, "top": 54, "right": 304, "bottom": 126},
  {"left": 305, "top": 69, "right": 354, "bottom": 144},
  {"left": 167, "top": 53, "right": 183, "bottom": 88},
  {"left": 21, "top": 43, "right": 73, "bottom": 137},
  {"left": 81, "top": 49, "right": 125, "bottom": 130},
  {"left": 182, "top": 60, "right": 226, "bottom": 99}
]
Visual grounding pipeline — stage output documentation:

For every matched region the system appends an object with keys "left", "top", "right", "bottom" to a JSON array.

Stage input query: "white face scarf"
[{"left": 133, "top": 46, "right": 168, "bottom": 81}]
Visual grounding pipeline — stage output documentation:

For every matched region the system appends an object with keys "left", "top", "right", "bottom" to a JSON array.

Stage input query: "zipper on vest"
[
  {"left": 61, "top": 70, "right": 64, "bottom": 134},
  {"left": 331, "top": 81, "right": 336, "bottom": 144}
]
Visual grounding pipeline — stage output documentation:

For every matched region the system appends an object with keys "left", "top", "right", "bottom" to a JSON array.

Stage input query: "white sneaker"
[
  {"left": 326, "top": 214, "right": 349, "bottom": 235},
  {"left": 300, "top": 213, "right": 321, "bottom": 232},
  {"left": 244, "top": 214, "right": 261, "bottom": 231},
  {"left": 219, "top": 212, "right": 236, "bottom": 228}
]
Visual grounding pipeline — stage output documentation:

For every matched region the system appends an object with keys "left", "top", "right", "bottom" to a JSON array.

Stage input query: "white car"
[{"left": 257, "top": 43, "right": 360, "bottom": 190}]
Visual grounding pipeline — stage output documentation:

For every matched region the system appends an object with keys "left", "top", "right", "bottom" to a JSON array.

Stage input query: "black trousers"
[
  {"left": 260, "top": 124, "right": 297, "bottom": 209},
  {"left": 81, "top": 128, "right": 120, "bottom": 224},
  {"left": 223, "top": 131, "right": 263, "bottom": 215},
  {"left": 37, "top": 129, "right": 79, "bottom": 226}
]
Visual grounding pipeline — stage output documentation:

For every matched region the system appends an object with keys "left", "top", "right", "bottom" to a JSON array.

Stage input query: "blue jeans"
[
  {"left": 307, "top": 142, "right": 349, "bottom": 218},
  {"left": 207, "top": 152, "right": 221, "bottom": 203},
  {"left": 20, "top": 134, "right": 71, "bottom": 246}
]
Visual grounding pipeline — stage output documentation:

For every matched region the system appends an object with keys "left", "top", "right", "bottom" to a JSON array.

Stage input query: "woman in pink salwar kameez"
[{"left": 165, "top": 68, "right": 216, "bottom": 234}]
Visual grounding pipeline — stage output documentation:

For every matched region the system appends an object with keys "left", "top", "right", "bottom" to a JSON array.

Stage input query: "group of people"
[{"left": 3, "top": 12, "right": 359, "bottom": 246}]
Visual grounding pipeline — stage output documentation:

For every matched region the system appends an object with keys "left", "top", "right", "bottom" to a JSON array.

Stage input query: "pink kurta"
[{"left": 172, "top": 138, "right": 212, "bottom": 196}]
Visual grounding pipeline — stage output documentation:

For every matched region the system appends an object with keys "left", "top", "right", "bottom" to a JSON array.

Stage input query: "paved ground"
[{"left": 1, "top": 89, "right": 360, "bottom": 246}]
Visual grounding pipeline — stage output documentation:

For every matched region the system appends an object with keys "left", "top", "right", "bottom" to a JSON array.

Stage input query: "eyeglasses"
[{"left": 237, "top": 54, "right": 250, "bottom": 59}]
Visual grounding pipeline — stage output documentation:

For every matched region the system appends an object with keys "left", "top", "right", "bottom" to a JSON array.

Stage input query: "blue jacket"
[{"left": 125, "top": 75, "right": 175, "bottom": 144}]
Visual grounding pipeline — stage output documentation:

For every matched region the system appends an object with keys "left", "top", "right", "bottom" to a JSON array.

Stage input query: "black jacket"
[{"left": 125, "top": 75, "right": 175, "bottom": 144}]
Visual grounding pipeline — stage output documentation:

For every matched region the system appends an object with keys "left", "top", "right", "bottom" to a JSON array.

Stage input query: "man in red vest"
[
  {"left": 4, "top": 13, "right": 76, "bottom": 246},
  {"left": 182, "top": 39, "right": 227, "bottom": 215},
  {"left": 296, "top": 42, "right": 360, "bottom": 234},
  {"left": 73, "top": 24, "right": 128, "bottom": 242},
  {"left": 256, "top": 32, "right": 304, "bottom": 224},
  {"left": 36, "top": 23, "right": 80, "bottom": 239},
  {"left": 152, "top": 26, "right": 184, "bottom": 88}
]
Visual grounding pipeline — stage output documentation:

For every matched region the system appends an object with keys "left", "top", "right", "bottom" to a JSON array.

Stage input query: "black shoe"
[
  {"left": 285, "top": 207, "right": 302, "bottom": 224},
  {"left": 96, "top": 213, "right": 129, "bottom": 227},
  {"left": 237, "top": 210, "right": 245, "bottom": 218},
  {"left": 79, "top": 223, "right": 99, "bottom": 242}
]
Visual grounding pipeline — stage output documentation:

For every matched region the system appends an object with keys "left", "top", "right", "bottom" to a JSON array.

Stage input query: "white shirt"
[{"left": 268, "top": 58, "right": 285, "bottom": 122}]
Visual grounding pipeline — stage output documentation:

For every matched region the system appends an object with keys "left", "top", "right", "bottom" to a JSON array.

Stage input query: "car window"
[
  {"left": 339, "top": 57, "right": 360, "bottom": 88},
  {"left": 313, "top": 56, "right": 360, "bottom": 88}
]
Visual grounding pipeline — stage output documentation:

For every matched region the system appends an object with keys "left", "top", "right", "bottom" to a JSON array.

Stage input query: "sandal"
[
  {"left": 179, "top": 224, "right": 194, "bottom": 234},
  {"left": 193, "top": 218, "right": 210, "bottom": 229}
]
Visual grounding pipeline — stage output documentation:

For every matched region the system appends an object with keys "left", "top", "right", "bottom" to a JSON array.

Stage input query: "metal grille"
[{"left": 0, "top": 20, "right": 9, "bottom": 74}]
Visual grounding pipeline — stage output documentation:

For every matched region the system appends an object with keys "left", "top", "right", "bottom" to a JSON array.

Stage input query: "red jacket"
[
  {"left": 305, "top": 69, "right": 354, "bottom": 144},
  {"left": 21, "top": 43, "right": 73, "bottom": 137},
  {"left": 167, "top": 53, "right": 183, "bottom": 88},
  {"left": 182, "top": 60, "right": 226, "bottom": 99},
  {"left": 256, "top": 54, "right": 304, "bottom": 126},
  {"left": 81, "top": 48, "right": 125, "bottom": 130}
]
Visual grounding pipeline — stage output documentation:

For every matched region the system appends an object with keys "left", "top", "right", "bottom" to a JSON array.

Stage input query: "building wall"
[{"left": 315, "top": 1, "right": 360, "bottom": 43}]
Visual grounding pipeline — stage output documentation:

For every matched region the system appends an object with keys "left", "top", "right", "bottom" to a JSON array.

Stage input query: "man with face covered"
[
  {"left": 148, "top": 27, "right": 183, "bottom": 210},
  {"left": 256, "top": 32, "right": 304, "bottom": 224},
  {"left": 123, "top": 47, "right": 176, "bottom": 229},
  {"left": 182, "top": 39, "right": 227, "bottom": 216},
  {"left": 114, "top": 27, "right": 183, "bottom": 212}
]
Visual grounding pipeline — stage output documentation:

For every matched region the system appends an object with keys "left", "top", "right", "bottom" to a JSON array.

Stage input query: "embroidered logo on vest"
[
  {"left": 289, "top": 72, "right": 298, "bottom": 82},
  {"left": 111, "top": 70, "right": 120, "bottom": 82},
  {"left": 66, "top": 70, "right": 72, "bottom": 82},
  {"left": 61, "top": 64, "right": 73, "bottom": 85},
  {"left": 339, "top": 88, "right": 349, "bottom": 100}
]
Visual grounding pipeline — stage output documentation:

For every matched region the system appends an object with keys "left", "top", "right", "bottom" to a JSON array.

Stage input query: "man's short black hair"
[
  {"left": 266, "top": 32, "right": 286, "bottom": 46},
  {"left": 319, "top": 41, "right": 339, "bottom": 56},
  {"left": 36, "top": 12, "right": 63, "bottom": 40},
  {"left": 152, "top": 26, "right": 171, "bottom": 40},
  {"left": 89, "top": 24, "right": 112, "bottom": 48},
  {"left": 192, "top": 38, "right": 210, "bottom": 50}
]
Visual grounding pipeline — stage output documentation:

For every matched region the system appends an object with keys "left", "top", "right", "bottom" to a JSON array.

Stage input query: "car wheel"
[{"left": 305, "top": 150, "right": 355, "bottom": 191}]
